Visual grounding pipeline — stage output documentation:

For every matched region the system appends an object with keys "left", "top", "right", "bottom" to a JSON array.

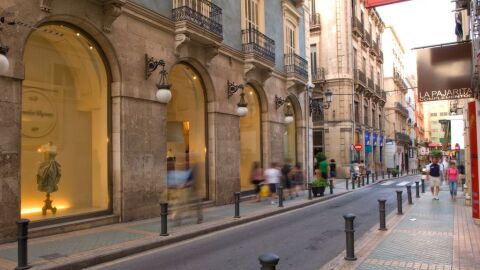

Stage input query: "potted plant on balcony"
[{"left": 310, "top": 169, "right": 329, "bottom": 197}]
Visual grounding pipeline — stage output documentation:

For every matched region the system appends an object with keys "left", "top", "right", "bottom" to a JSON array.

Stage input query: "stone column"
[
  {"left": 210, "top": 112, "right": 240, "bottom": 205},
  {"left": 120, "top": 98, "right": 167, "bottom": 221},
  {"left": 0, "top": 76, "right": 22, "bottom": 243}
]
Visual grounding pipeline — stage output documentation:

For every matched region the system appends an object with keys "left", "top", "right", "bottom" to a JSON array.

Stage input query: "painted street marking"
[
  {"left": 396, "top": 181, "right": 411, "bottom": 186},
  {"left": 380, "top": 181, "right": 395, "bottom": 186}
]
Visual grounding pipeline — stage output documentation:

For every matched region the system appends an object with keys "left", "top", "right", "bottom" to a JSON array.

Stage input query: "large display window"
[
  {"left": 240, "top": 85, "right": 262, "bottom": 190},
  {"left": 166, "top": 64, "right": 207, "bottom": 199},
  {"left": 21, "top": 25, "right": 109, "bottom": 221}
]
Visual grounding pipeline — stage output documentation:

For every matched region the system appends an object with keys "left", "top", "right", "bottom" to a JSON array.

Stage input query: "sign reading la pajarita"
[
  {"left": 365, "top": 0, "right": 410, "bottom": 8},
  {"left": 417, "top": 42, "right": 473, "bottom": 102}
]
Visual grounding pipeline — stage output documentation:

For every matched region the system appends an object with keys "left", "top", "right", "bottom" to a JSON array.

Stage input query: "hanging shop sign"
[
  {"left": 365, "top": 0, "right": 410, "bottom": 8},
  {"left": 417, "top": 42, "right": 473, "bottom": 102}
]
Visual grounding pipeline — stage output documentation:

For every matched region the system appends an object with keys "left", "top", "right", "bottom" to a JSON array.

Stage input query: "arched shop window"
[{"left": 21, "top": 25, "right": 109, "bottom": 220}]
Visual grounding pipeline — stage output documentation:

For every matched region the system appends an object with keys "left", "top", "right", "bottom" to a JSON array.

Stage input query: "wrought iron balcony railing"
[
  {"left": 395, "top": 132, "right": 411, "bottom": 143},
  {"left": 352, "top": 17, "right": 364, "bottom": 37},
  {"left": 242, "top": 27, "right": 275, "bottom": 63},
  {"left": 382, "top": 91, "right": 386, "bottom": 100},
  {"left": 377, "top": 50, "right": 384, "bottom": 63},
  {"left": 312, "top": 67, "right": 326, "bottom": 83},
  {"left": 285, "top": 53, "right": 308, "bottom": 79},
  {"left": 374, "top": 84, "right": 380, "bottom": 93},
  {"left": 368, "top": 78, "right": 374, "bottom": 90},
  {"left": 363, "top": 31, "right": 371, "bottom": 47},
  {"left": 371, "top": 41, "right": 378, "bottom": 56},
  {"left": 395, "top": 102, "right": 409, "bottom": 116},
  {"left": 358, "top": 70, "right": 366, "bottom": 85},
  {"left": 172, "top": 0, "right": 223, "bottom": 37},
  {"left": 311, "top": 13, "right": 321, "bottom": 30}
]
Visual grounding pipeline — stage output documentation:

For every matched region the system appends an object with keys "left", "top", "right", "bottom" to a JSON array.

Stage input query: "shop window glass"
[
  {"left": 167, "top": 64, "right": 207, "bottom": 199},
  {"left": 283, "top": 99, "right": 297, "bottom": 163},
  {"left": 240, "top": 85, "right": 262, "bottom": 190},
  {"left": 21, "top": 25, "right": 109, "bottom": 220}
]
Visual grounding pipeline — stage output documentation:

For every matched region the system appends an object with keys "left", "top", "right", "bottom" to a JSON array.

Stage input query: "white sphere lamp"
[
  {"left": 0, "top": 46, "right": 9, "bottom": 75},
  {"left": 237, "top": 106, "right": 248, "bottom": 117},
  {"left": 156, "top": 87, "right": 172, "bottom": 104}
]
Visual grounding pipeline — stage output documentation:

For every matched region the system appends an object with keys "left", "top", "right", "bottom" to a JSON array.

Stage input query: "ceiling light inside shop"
[{"left": 76, "top": 33, "right": 80, "bottom": 37}]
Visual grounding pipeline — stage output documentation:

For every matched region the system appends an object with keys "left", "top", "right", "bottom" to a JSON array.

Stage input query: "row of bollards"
[{"left": 344, "top": 178, "right": 424, "bottom": 261}]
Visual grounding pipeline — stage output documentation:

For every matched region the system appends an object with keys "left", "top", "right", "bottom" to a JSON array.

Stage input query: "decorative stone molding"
[
  {"left": 243, "top": 63, "right": 272, "bottom": 85},
  {"left": 204, "top": 45, "right": 219, "bottom": 67},
  {"left": 174, "top": 33, "right": 191, "bottom": 57},
  {"left": 102, "top": 0, "right": 126, "bottom": 32},
  {"left": 40, "top": 0, "right": 53, "bottom": 12}
]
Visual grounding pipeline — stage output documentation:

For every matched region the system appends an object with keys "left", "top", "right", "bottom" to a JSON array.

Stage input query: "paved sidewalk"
[
  {"left": 324, "top": 183, "right": 480, "bottom": 270},
  {"left": 0, "top": 174, "right": 396, "bottom": 270}
]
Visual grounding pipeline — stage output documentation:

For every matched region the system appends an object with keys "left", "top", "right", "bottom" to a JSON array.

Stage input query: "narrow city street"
[{"left": 89, "top": 176, "right": 418, "bottom": 270}]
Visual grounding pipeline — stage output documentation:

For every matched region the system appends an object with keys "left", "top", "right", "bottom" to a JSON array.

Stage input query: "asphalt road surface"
[{"left": 90, "top": 175, "right": 420, "bottom": 270}]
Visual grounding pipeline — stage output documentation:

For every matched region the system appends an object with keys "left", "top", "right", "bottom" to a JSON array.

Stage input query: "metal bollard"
[
  {"left": 366, "top": 173, "right": 370, "bottom": 184},
  {"left": 346, "top": 178, "right": 349, "bottom": 190},
  {"left": 329, "top": 179, "right": 334, "bottom": 194},
  {"left": 352, "top": 176, "right": 356, "bottom": 189},
  {"left": 396, "top": 190, "right": 403, "bottom": 215},
  {"left": 278, "top": 186, "right": 284, "bottom": 207},
  {"left": 406, "top": 185, "right": 413, "bottom": 205},
  {"left": 308, "top": 183, "right": 312, "bottom": 200},
  {"left": 378, "top": 200, "right": 387, "bottom": 231},
  {"left": 421, "top": 179, "right": 425, "bottom": 193},
  {"left": 160, "top": 202, "right": 169, "bottom": 236},
  {"left": 415, "top": 181, "right": 420, "bottom": 198},
  {"left": 362, "top": 176, "right": 365, "bottom": 186},
  {"left": 234, "top": 192, "right": 241, "bottom": 218},
  {"left": 258, "top": 252, "right": 280, "bottom": 270},
  {"left": 388, "top": 171, "right": 391, "bottom": 178},
  {"left": 382, "top": 171, "right": 385, "bottom": 179},
  {"left": 343, "top": 213, "right": 357, "bottom": 261},
  {"left": 16, "top": 219, "right": 30, "bottom": 270}
]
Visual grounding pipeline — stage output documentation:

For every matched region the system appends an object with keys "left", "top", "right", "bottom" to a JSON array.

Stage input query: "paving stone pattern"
[{"left": 358, "top": 190, "right": 454, "bottom": 270}]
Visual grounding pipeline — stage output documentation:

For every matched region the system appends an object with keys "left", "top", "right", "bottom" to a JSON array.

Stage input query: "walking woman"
[
  {"left": 250, "top": 161, "right": 264, "bottom": 202},
  {"left": 447, "top": 161, "right": 459, "bottom": 201}
]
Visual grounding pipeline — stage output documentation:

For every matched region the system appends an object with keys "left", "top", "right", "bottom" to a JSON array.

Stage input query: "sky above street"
[{"left": 377, "top": 0, "right": 458, "bottom": 74}]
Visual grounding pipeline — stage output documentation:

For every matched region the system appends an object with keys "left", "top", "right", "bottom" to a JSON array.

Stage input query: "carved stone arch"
[
  {"left": 30, "top": 15, "right": 122, "bottom": 83},
  {"left": 286, "top": 94, "right": 303, "bottom": 123},
  {"left": 244, "top": 79, "right": 269, "bottom": 114},
  {"left": 174, "top": 57, "right": 217, "bottom": 103}
]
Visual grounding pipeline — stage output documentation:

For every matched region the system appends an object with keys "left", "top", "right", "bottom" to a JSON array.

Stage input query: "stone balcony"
[
  {"left": 242, "top": 27, "right": 276, "bottom": 83},
  {"left": 377, "top": 50, "right": 384, "bottom": 64},
  {"left": 172, "top": 0, "right": 223, "bottom": 64},
  {"left": 370, "top": 41, "right": 378, "bottom": 56},
  {"left": 362, "top": 31, "right": 371, "bottom": 48}
]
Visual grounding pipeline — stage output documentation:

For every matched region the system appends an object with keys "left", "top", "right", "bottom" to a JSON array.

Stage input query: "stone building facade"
[
  {"left": 0, "top": 0, "right": 310, "bottom": 243},
  {"left": 382, "top": 26, "right": 410, "bottom": 172},
  {"left": 309, "top": 0, "right": 387, "bottom": 177}
]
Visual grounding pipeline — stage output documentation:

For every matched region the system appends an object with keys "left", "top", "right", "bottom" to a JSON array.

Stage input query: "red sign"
[
  {"left": 354, "top": 144, "right": 362, "bottom": 152},
  {"left": 455, "top": 143, "right": 460, "bottom": 152},
  {"left": 468, "top": 101, "right": 479, "bottom": 220},
  {"left": 365, "top": 0, "right": 410, "bottom": 8}
]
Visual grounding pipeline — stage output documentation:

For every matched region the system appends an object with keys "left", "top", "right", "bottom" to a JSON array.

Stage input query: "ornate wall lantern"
[
  {"left": 0, "top": 17, "right": 10, "bottom": 75},
  {"left": 309, "top": 89, "right": 333, "bottom": 115},
  {"left": 145, "top": 54, "right": 171, "bottom": 104},
  {"left": 227, "top": 80, "right": 248, "bottom": 117},
  {"left": 275, "top": 95, "right": 294, "bottom": 124}
]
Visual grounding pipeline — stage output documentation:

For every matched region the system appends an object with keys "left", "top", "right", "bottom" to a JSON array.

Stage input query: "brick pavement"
[{"left": 324, "top": 183, "right": 480, "bottom": 270}]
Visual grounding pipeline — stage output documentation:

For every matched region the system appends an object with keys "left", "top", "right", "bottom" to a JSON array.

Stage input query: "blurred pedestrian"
[
  {"left": 290, "top": 162, "right": 305, "bottom": 197},
  {"left": 458, "top": 163, "right": 466, "bottom": 191},
  {"left": 265, "top": 162, "right": 281, "bottom": 204},
  {"left": 447, "top": 161, "right": 459, "bottom": 201},
  {"left": 250, "top": 161, "right": 264, "bottom": 202},
  {"left": 329, "top": 159, "right": 336, "bottom": 187},
  {"left": 281, "top": 160, "right": 293, "bottom": 199},
  {"left": 317, "top": 153, "right": 329, "bottom": 180},
  {"left": 353, "top": 161, "right": 360, "bottom": 184}
]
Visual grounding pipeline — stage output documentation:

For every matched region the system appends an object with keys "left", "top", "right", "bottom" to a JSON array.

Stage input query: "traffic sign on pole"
[{"left": 354, "top": 144, "right": 362, "bottom": 152}]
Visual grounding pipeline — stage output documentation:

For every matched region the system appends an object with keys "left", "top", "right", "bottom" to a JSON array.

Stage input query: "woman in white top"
[{"left": 264, "top": 162, "right": 281, "bottom": 204}]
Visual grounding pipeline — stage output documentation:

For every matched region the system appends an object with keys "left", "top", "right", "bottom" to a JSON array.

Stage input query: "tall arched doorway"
[
  {"left": 21, "top": 25, "right": 110, "bottom": 221},
  {"left": 284, "top": 98, "right": 297, "bottom": 164},
  {"left": 240, "top": 85, "right": 262, "bottom": 190},
  {"left": 167, "top": 63, "right": 208, "bottom": 199}
]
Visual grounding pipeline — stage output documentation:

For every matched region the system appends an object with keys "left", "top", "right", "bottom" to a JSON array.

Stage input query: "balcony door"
[{"left": 244, "top": 0, "right": 260, "bottom": 30}]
